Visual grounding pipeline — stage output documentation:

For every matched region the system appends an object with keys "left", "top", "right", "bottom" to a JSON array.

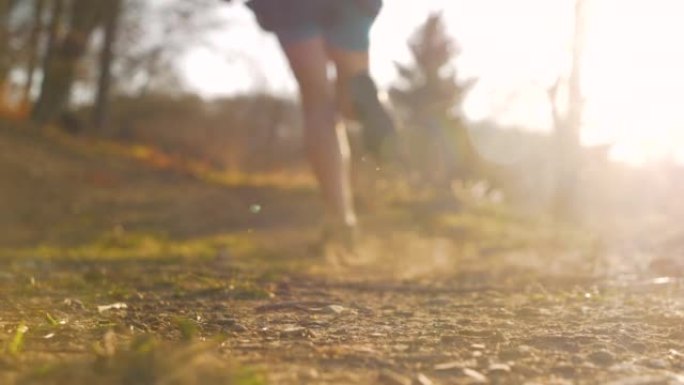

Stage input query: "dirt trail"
[{"left": 1, "top": 121, "right": 684, "bottom": 385}]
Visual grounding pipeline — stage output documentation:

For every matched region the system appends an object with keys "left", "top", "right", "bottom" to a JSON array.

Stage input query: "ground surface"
[{"left": 1, "top": 121, "right": 684, "bottom": 385}]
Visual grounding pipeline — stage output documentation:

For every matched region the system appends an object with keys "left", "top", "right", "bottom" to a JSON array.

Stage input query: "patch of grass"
[
  {"left": 6, "top": 323, "right": 28, "bottom": 356},
  {"left": 0, "top": 232, "right": 257, "bottom": 263},
  {"left": 227, "top": 281, "right": 273, "bottom": 301},
  {"left": 44, "top": 313, "right": 59, "bottom": 327},
  {"left": 174, "top": 318, "right": 199, "bottom": 342},
  {"left": 16, "top": 337, "right": 264, "bottom": 385},
  {"left": 434, "top": 209, "right": 596, "bottom": 256},
  {"left": 172, "top": 277, "right": 273, "bottom": 301},
  {"left": 38, "top": 123, "right": 314, "bottom": 192}
]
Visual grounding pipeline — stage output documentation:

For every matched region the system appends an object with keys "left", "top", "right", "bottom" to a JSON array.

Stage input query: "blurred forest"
[
  {"left": 0, "top": 0, "right": 311, "bottom": 174},
  {"left": 0, "top": 0, "right": 682, "bottom": 231},
  {"left": 3, "top": 2, "right": 684, "bottom": 385}
]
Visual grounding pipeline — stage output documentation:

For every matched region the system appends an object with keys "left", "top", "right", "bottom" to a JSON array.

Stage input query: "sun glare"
[
  {"left": 185, "top": 0, "right": 684, "bottom": 166},
  {"left": 407, "top": 0, "right": 684, "bottom": 166},
  {"left": 581, "top": 0, "right": 684, "bottom": 165}
]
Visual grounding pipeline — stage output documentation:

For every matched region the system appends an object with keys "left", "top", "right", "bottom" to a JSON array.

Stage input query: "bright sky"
[{"left": 182, "top": 0, "right": 684, "bottom": 166}]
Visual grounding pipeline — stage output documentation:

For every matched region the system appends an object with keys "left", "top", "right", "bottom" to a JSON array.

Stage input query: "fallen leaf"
[
  {"left": 463, "top": 368, "right": 487, "bottom": 383},
  {"left": 97, "top": 302, "right": 128, "bottom": 313},
  {"left": 416, "top": 373, "right": 434, "bottom": 385},
  {"left": 378, "top": 369, "right": 411, "bottom": 385}
]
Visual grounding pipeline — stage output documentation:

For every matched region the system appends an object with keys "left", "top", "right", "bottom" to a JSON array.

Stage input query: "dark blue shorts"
[{"left": 247, "top": 0, "right": 382, "bottom": 51}]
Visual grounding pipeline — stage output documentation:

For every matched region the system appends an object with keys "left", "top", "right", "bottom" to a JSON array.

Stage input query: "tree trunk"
[
  {"left": 31, "top": 0, "right": 64, "bottom": 123},
  {"left": 93, "top": 0, "right": 121, "bottom": 132},
  {"left": 553, "top": 0, "right": 586, "bottom": 221},
  {"left": 23, "top": 0, "right": 47, "bottom": 103},
  {"left": 32, "top": 0, "right": 102, "bottom": 125},
  {"left": 40, "top": 0, "right": 64, "bottom": 81},
  {"left": 0, "top": 0, "right": 18, "bottom": 87}
]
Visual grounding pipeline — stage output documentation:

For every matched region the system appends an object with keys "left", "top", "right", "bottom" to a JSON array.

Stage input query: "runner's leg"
[
  {"left": 280, "top": 37, "right": 357, "bottom": 228},
  {"left": 327, "top": 48, "right": 369, "bottom": 121},
  {"left": 325, "top": 0, "right": 396, "bottom": 160}
]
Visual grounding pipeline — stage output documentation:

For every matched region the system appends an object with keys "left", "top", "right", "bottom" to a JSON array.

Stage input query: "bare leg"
[
  {"left": 329, "top": 47, "right": 396, "bottom": 160},
  {"left": 327, "top": 47, "right": 369, "bottom": 120},
  {"left": 281, "top": 37, "right": 357, "bottom": 227}
]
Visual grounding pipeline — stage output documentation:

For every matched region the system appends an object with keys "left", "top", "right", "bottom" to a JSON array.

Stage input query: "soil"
[{"left": 1, "top": 121, "right": 684, "bottom": 385}]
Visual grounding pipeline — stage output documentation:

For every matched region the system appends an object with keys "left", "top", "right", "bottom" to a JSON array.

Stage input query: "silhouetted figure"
[{"left": 235, "top": 0, "right": 396, "bottom": 247}]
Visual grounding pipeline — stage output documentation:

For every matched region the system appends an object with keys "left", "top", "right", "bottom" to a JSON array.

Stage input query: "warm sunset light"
[
  {"left": 185, "top": 0, "right": 684, "bottom": 166},
  {"left": 2, "top": 0, "right": 683, "bottom": 383}
]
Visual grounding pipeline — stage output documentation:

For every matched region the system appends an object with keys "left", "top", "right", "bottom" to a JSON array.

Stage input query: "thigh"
[
  {"left": 328, "top": 46, "right": 369, "bottom": 119},
  {"left": 328, "top": 47, "right": 369, "bottom": 78},
  {"left": 323, "top": 0, "right": 381, "bottom": 52},
  {"left": 280, "top": 37, "right": 332, "bottom": 103}
]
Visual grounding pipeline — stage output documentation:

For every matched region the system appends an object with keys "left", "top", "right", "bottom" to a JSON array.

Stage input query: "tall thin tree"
[
  {"left": 41, "top": 0, "right": 64, "bottom": 78},
  {"left": 32, "top": 0, "right": 103, "bottom": 124},
  {"left": 0, "top": 0, "right": 19, "bottom": 89},
  {"left": 553, "top": 0, "right": 587, "bottom": 220},
  {"left": 23, "top": 0, "right": 47, "bottom": 104},
  {"left": 93, "top": 0, "right": 122, "bottom": 131}
]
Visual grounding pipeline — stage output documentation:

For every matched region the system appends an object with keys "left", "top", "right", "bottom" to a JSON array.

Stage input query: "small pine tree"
[{"left": 390, "top": 13, "right": 477, "bottom": 187}]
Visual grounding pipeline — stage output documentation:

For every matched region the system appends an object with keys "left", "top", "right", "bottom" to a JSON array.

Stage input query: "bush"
[{"left": 86, "top": 93, "right": 305, "bottom": 173}]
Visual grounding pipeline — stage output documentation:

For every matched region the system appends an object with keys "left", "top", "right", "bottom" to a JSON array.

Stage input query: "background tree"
[
  {"left": 92, "top": 0, "right": 122, "bottom": 131},
  {"left": 40, "top": 0, "right": 65, "bottom": 98},
  {"left": 550, "top": 0, "right": 587, "bottom": 221},
  {"left": 32, "top": 0, "right": 223, "bottom": 127},
  {"left": 0, "top": 0, "right": 19, "bottom": 89},
  {"left": 114, "top": 0, "right": 222, "bottom": 98},
  {"left": 22, "top": 0, "right": 46, "bottom": 104},
  {"left": 390, "top": 13, "right": 477, "bottom": 187},
  {"left": 32, "top": 0, "right": 104, "bottom": 124}
]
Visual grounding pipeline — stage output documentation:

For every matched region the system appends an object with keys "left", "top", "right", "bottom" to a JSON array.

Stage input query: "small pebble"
[
  {"left": 324, "top": 305, "right": 346, "bottom": 315},
  {"left": 463, "top": 368, "right": 487, "bottom": 383},
  {"left": 488, "top": 363, "right": 512, "bottom": 374},
  {"left": 415, "top": 373, "right": 434, "bottom": 385},
  {"left": 378, "top": 369, "right": 411, "bottom": 385},
  {"left": 588, "top": 350, "right": 616, "bottom": 366}
]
